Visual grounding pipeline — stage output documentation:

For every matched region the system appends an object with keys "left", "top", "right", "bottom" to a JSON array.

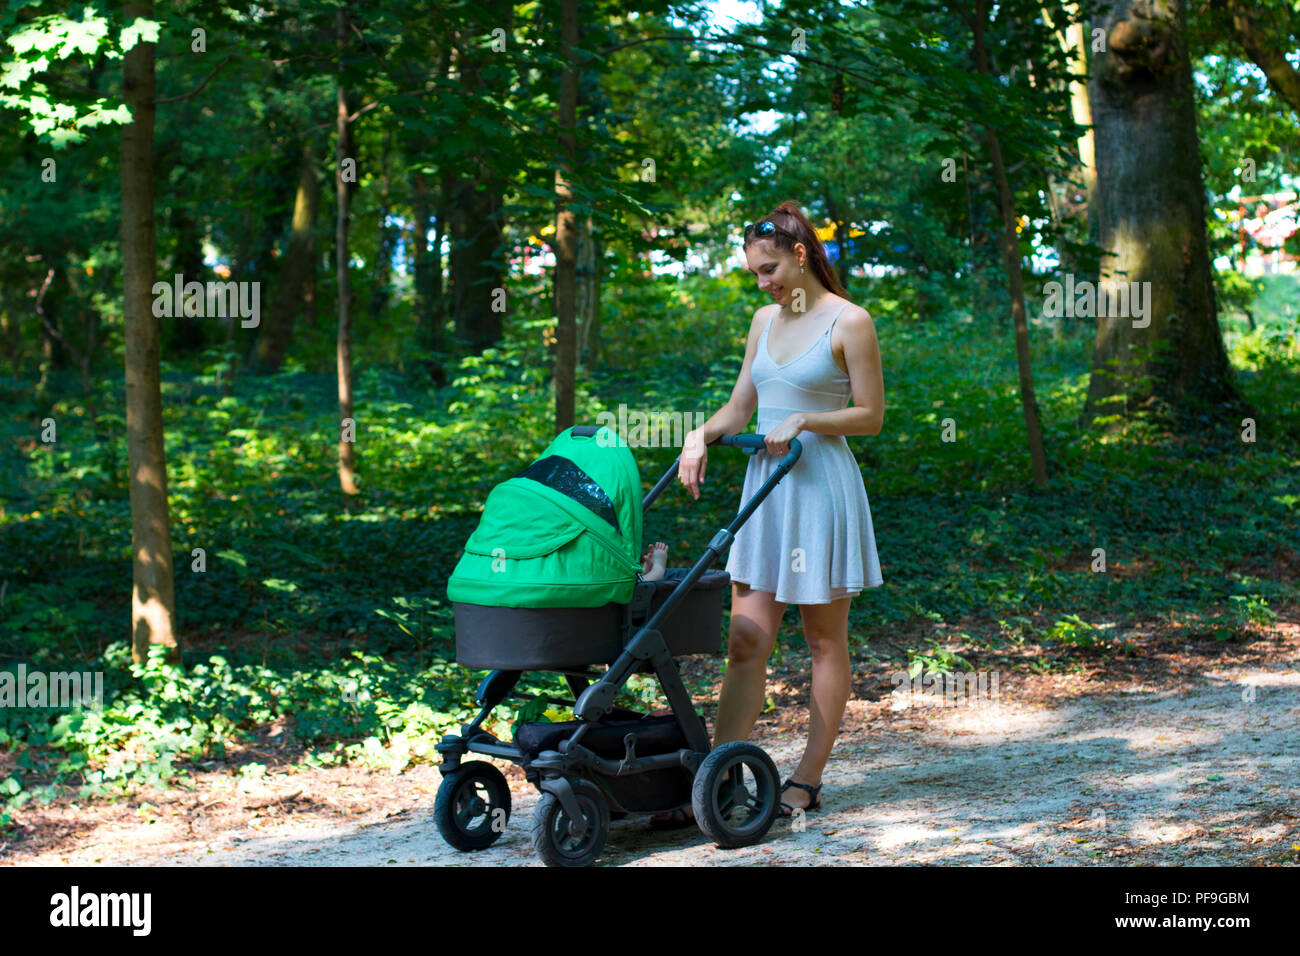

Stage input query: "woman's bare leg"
[
  {"left": 782, "top": 595, "right": 853, "bottom": 809},
  {"left": 650, "top": 581, "right": 785, "bottom": 824},
  {"left": 712, "top": 581, "right": 787, "bottom": 745}
]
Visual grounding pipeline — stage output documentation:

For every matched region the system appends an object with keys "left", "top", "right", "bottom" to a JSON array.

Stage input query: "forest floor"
[{"left": 2, "top": 607, "right": 1298, "bottom": 867}]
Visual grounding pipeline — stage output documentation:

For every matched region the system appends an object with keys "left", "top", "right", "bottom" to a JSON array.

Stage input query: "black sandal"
[{"left": 777, "top": 778, "right": 822, "bottom": 817}]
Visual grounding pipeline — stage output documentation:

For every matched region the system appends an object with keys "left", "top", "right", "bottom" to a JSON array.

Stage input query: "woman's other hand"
[{"left": 679, "top": 428, "right": 708, "bottom": 500}]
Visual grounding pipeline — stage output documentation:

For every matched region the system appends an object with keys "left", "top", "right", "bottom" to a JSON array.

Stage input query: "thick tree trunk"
[
  {"left": 121, "top": 1, "right": 179, "bottom": 664},
  {"left": 971, "top": 0, "right": 1049, "bottom": 487},
  {"left": 336, "top": 10, "right": 359, "bottom": 495},
  {"left": 256, "top": 142, "right": 320, "bottom": 372},
  {"left": 1081, "top": 0, "right": 1245, "bottom": 428},
  {"left": 554, "top": 0, "right": 579, "bottom": 432}
]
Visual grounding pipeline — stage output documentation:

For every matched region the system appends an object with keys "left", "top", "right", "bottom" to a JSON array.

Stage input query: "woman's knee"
[
  {"left": 802, "top": 621, "right": 849, "bottom": 662},
  {"left": 800, "top": 599, "right": 850, "bottom": 661},
  {"left": 726, "top": 614, "right": 774, "bottom": 664}
]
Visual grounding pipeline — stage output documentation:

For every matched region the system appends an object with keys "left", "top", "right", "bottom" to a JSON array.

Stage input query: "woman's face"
[{"left": 744, "top": 239, "right": 805, "bottom": 307}]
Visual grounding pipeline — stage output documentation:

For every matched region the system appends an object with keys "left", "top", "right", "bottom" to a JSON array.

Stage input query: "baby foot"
[{"left": 641, "top": 541, "right": 669, "bottom": 581}]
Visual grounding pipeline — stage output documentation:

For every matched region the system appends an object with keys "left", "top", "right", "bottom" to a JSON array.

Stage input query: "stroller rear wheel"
[
  {"left": 434, "top": 761, "right": 512, "bottom": 851},
  {"left": 531, "top": 778, "right": 610, "bottom": 867},
  {"left": 691, "top": 741, "right": 780, "bottom": 848}
]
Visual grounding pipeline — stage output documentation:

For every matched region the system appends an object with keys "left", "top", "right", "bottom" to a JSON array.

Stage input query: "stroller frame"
[{"left": 436, "top": 430, "right": 802, "bottom": 865}]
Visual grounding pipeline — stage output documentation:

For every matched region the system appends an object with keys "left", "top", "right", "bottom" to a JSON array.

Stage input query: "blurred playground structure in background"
[{"left": 1222, "top": 190, "right": 1298, "bottom": 277}]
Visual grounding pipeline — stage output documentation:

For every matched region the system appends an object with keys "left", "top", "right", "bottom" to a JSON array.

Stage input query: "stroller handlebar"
[
  {"left": 708, "top": 432, "right": 802, "bottom": 463},
  {"left": 570, "top": 425, "right": 801, "bottom": 466},
  {"left": 569, "top": 426, "right": 802, "bottom": 514}
]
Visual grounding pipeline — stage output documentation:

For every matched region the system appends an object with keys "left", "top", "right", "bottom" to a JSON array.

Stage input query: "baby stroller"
[{"left": 436, "top": 424, "right": 803, "bottom": 866}]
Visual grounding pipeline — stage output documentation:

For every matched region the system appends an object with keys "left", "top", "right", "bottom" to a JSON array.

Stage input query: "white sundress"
[{"left": 723, "top": 300, "right": 884, "bottom": 604}]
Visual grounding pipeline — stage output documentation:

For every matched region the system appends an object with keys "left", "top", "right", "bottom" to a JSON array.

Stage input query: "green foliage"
[
  {"left": 1198, "top": 594, "right": 1278, "bottom": 643},
  {"left": 0, "top": 641, "right": 559, "bottom": 814},
  {"left": 906, "top": 639, "right": 972, "bottom": 680},
  {"left": 0, "top": 7, "right": 157, "bottom": 145},
  {"left": 614, "top": 673, "right": 667, "bottom": 713},
  {"left": 1044, "top": 613, "right": 1098, "bottom": 649}
]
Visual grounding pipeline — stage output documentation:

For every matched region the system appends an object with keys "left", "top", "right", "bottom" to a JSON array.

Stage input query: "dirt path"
[{"left": 4, "top": 617, "right": 1298, "bottom": 867}]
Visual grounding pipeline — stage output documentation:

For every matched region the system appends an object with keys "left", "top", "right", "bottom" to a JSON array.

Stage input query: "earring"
[{"left": 800, "top": 266, "right": 805, "bottom": 274}]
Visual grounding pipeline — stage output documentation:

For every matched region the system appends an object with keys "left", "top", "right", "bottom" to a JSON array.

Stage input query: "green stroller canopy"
[{"left": 446, "top": 425, "right": 644, "bottom": 608}]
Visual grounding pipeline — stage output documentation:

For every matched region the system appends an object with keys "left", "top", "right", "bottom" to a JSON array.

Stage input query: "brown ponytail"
[{"left": 743, "top": 199, "right": 849, "bottom": 299}]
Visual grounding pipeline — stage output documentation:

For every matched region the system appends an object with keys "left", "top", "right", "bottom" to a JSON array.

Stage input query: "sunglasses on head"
[{"left": 744, "top": 219, "right": 799, "bottom": 243}]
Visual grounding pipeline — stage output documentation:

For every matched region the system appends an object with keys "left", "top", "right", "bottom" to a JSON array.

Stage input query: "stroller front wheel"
[
  {"left": 434, "top": 761, "right": 512, "bottom": 851},
  {"left": 531, "top": 778, "right": 610, "bottom": 867},
  {"left": 691, "top": 741, "right": 780, "bottom": 848}
]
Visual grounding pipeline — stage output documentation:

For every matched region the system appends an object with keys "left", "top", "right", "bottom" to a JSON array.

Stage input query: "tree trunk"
[
  {"left": 1220, "top": 0, "right": 1300, "bottom": 114},
  {"left": 0, "top": 300, "right": 19, "bottom": 375},
  {"left": 121, "top": 0, "right": 179, "bottom": 664},
  {"left": 168, "top": 203, "right": 206, "bottom": 353},
  {"left": 336, "top": 10, "right": 359, "bottom": 495},
  {"left": 588, "top": 227, "right": 603, "bottom": 364},
  {"left": 255, "top": 141, "right": 320, "bottom": 372},
  {"left": 576, "top": 215, "right": 597, "bottom": 368},
  {"left": 417, "top": 40, "right": 453, "bottom": 368},
  {"left": 1065, "top": 13, "right": 1099, "bottom": 259},
  {"left": 553, "top": 0, "right": 579, "bottom": 432},
  {"left": 433, "top": 166, "right": 450, "bottom": 338},
  {"left": 962, "top": 141, "right": 1002, "bottom": 324},
  {"left": 1081, "top": 0, "right": 1245, "bottom": 429},
  {"left": 305, "top": 238, "right": 317, "bottom": 328},
  {"left": 37, "top": 266, "right": 99, "bottom": 418},
  {"left": 412, "top": 172, "right": 436, "bottom": 348},
  {"left": 447, "top": 12, "right": 507, "bottom": 352},
  {"left": 970, "top": 0, "right": 1049, "bottom": 487},
  {"left": 34, "top": 271, "right": 60, "bottom": 400},
  {"left": 369, "top": 128, "right": 396, "bottom": 325},
  {"left": 448, "top": 180, "right": 504, "bottom": 350},
  {"left": 1040, "top": 2, "right": 1100, "bottom": 278}
]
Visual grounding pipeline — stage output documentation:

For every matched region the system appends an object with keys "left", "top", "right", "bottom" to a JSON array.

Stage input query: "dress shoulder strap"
[
  {"left": 763, "top": 303, "right": 779, "bottom": 337},
  {"left": 824, "top": 301, "right": 851, "bottom": 338}
]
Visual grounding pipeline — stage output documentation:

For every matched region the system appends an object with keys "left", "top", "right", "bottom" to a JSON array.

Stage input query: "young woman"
[{"left": 671, "top": 200, "right": 885, "bottom": 822}]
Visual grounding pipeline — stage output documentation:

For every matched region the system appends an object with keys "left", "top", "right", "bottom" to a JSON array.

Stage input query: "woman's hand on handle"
[
  {"left": 764, "top": 414, "right": 804, "bottom": 457},
  {"left": 679, "top": 428, "right": 708, "bottom": 500}
]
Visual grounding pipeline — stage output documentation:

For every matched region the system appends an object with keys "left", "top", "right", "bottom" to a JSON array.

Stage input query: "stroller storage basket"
[
  {"left": 454, "top": 567, "right": 730, "bottom": 670},
  {"left": 515, "top": 711, "right": 710, "bottom": 814}
]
